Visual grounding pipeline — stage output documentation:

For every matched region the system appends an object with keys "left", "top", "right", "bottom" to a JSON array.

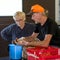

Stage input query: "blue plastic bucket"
[{"left": 9, "top": 44, "right": 23, "bottom": 59}]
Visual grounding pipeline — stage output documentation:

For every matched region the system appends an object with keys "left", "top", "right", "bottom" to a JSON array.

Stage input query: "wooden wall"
[{"left": 0, "top": 17, "right": 14, "bottom": 57}]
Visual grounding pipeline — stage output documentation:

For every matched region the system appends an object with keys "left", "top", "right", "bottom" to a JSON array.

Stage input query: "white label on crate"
[
  {"left": 58, "top": 49, "right": 60, "bottom": 55},
  {"left": 27, "top": 52, "right": 39, "bottom": 59},
  {"left": 56, "top": 59, "right": 60, "bottom": 60}
]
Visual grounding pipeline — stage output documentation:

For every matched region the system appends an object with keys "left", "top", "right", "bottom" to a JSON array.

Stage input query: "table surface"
[
  {"left": 0, "top": 57, "right": 10, "bottom": 60},
  {"left": 0, "top": 57, "right": 26, "bottom": 60}
]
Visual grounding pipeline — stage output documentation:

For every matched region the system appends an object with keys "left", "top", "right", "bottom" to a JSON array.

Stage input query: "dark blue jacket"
[{"left": 1, "top": 23, "right": 35, "bottom": 41}]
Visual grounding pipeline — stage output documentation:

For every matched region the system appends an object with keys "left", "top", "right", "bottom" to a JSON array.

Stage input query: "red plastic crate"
[{"left": 26, "top": 46, "right": 60, "bottom": 60}]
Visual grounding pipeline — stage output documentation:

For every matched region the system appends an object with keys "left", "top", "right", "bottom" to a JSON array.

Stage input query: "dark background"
[{"left": 0, "top": 0, "right": 55, "bottom": 57}]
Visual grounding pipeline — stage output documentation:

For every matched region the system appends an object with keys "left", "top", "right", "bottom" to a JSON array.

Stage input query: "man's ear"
[{"left": 43, "top": 9, "right": 48, "bottom": 16}]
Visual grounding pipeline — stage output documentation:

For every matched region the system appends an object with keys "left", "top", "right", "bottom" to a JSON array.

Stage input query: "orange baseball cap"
[
  {"left": 31, "top": 4, "right": 45, "bottom": 13},
  {"left": 27, "top": 4, "right": 45, "bottom": 16}
]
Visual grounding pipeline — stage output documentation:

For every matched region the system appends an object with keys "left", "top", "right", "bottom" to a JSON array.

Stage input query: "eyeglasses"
[{"left": 15, "top": 19, "right": 23, "bottom": 22}]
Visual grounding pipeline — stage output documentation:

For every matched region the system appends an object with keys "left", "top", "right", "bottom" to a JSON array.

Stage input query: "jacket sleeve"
[{"left": 1, "top": 24, "right": 13, "bottom": 41}]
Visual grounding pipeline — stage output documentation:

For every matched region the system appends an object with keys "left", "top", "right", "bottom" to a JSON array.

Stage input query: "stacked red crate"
[{"left": 26, "top": 46, "right": 60, "bottom": 60}]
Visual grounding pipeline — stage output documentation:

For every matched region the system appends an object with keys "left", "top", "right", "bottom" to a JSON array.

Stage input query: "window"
[
  {"left": 0, "top": 0, "right": 22, "bottom": 16},
  {"left": 55, "top": 0, "right": 60, "bottom": 25}
]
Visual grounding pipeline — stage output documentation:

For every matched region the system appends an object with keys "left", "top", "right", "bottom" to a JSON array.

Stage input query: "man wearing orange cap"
[
  {"left": 14, "top": 4, "right": 60, "bottom": 48},
  {"left": 28, "top": 4, "right": 60, "bottom": 47}
]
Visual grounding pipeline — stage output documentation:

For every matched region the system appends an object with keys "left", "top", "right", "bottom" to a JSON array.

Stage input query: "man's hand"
[
  {"left": 24, "top": 36, "right": 38, "bottom": 42},
  {"left": 13, "top": 38, "right": 29, "bottom": 46},
  {"left": 12, "top": 37, "right": 40, "bottom": 47}
]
